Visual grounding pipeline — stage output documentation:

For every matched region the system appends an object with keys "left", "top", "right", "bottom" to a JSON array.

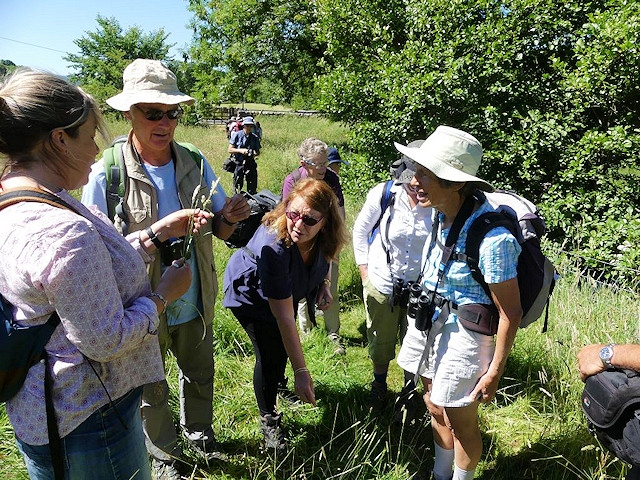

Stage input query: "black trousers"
[
  {"left": 231, "top": 308, "right": 288, "bottom": 416},
  {"left": 233, "top": 158, "right": 258, "bottom": 194}
]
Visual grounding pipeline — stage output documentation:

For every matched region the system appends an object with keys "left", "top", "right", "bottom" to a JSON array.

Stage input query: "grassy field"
[{"left": 1, "top": 115, "right": 638, "bottom": 479}]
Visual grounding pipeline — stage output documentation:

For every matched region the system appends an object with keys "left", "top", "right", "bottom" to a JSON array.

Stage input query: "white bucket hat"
[
  {"left": 394, "top": 125, "right": 493, "bottom": 192},
  {"left": 106, "top": 59, "right": 195, "bottom": 111}
]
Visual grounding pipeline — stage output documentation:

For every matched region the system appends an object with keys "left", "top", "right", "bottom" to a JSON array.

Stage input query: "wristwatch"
[{"left": 599, "top": 343, "right": 615, "bottom": 369}]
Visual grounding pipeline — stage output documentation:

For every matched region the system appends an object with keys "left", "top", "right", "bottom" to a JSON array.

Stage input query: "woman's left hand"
[
  {"left": 159, "top": 209, "right": 212, "bottom": 238},
  {"left": 470, "top": 370, "right": 500, "bottom": 404},
  {"left": 315, "top": 283, "right": 333, "bottom": 311}
]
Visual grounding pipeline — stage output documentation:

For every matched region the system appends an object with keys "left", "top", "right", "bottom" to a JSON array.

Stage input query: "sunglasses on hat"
[
  {"left": 285, "top": 210, "right": 323, "bottom": 226},
  {"left": 134, "top": 105, "right": 183, "bottom": 121}
]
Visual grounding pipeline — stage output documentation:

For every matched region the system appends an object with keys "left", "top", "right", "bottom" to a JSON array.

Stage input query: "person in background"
[
  {"left": 228, "top": 116, "right": 261, "bottom": 194},
  {"left": 352, "top": 140, "right": 433, "bottom": 421},
  {"left": 0, "top": 68, "right": 209, "bottom": 479},
  {"left": 396, "top": 126, "right": 522, "bottom": 480},
  {"left": 81, "top": 59, "right": 251, "bottom": 479},
  {"left": 282, "top": 139, "right": 347, "bottom": 356},
  {"left": 578, "top": 343, "right": 640, "bottom": 480},
  {"left": 255, "top": 121, "right": 263, "bottom": 141},
  {"left": 327, "top": 147, "right": 349, "bottom": 176},
  {"left": 223, "top": 178, "right": 348, "bottom": 452}
]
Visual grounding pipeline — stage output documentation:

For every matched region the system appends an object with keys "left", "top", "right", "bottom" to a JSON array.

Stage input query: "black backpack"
[
  {"left": 582, "top": 369, "right": 640, "bottom": 466},
  {"left": 442, "top": 190, "right": 556, "bottom": 336},
  {"left": 224, "top": 189, "right": 281, "bottom": 248}
]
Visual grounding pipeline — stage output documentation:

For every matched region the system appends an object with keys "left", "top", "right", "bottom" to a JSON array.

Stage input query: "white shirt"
[{"left": 352, "top": 182, "right": 433, "bottom": 295}]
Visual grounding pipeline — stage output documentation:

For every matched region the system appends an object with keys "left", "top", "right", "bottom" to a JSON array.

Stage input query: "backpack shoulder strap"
[
  {"left": 0, "top": 187, "right": 79, "bottom": 214},
  {"left": 176, "top": 142, "right": 203, "bottom": 165},
  {"left": 463, "top": 210, "right": 516, "bottom": 297},
  {"left": 103, "top": 144, "right": 124, "bottom": 222},
  {"left": 368, "top": 180, "right": 395, "bottom": 246}
]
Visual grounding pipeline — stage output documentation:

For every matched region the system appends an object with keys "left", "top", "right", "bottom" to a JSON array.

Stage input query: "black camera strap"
[{"left": 413, "top": 194, "right": 477, "bottom": 383}]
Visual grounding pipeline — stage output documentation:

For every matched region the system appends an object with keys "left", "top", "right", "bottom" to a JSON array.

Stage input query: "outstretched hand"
[
  {"left": 220, "top": 194, "right": 251, "bottom": 224},
  {"left": 159, "top": 209, "right": 212, "bottom": 239}
]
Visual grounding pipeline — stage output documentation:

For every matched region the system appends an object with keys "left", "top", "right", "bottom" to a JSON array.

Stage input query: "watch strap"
[{"left": 145, "top": 226, "right": 164, "bottom": 248}]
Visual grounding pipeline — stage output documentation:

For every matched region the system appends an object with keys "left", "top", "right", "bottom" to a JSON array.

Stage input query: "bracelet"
[
  {"left": 149, "top": 292, "right": 168, "bottom": 314},
  {"left": 322, "top": 278, "right": 331, "bottom": 288},
  {"left": 294, "top": 367, "right": 309, "bottom": 375},
  {"left": 145, "top": 226, "right": 164, "bottom": 249},
  {"left": 221, "top": 214, "right": 237, "bottom": 226}
]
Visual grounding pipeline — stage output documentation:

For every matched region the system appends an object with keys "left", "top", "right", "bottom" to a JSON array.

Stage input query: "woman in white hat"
[{"left": 396, "top": 126, "right": 522, "bottom": 480}]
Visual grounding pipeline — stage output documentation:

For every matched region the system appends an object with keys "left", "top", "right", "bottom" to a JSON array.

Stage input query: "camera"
[
  {"left": 406, "top": 283, "right": 436, "bottom": 331},
  {"left": 160, "top": 237, "right": 186, "bottom": 266}
]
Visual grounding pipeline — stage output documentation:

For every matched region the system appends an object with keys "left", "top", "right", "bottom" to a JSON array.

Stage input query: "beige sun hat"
[
  {"left": 106, "top": 59, "right": 195, "bottom": 111},
  {"left": 394, "top": 125, "right": 493, "bottom": 192}
]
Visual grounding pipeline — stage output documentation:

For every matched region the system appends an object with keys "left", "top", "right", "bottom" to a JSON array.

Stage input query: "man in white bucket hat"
[
  {"left": 396, "top": 126, "right": 522, "bottom": 480},
  {"left": 82, "top": 59, "right": 251, "bottom": 478}
]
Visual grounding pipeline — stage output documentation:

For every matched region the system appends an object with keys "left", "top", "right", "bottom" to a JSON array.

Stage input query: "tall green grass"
[{"left": 1, "top": 116, "right": 637, "bottom": 479}]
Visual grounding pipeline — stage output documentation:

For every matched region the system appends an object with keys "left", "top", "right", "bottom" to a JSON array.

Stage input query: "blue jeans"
[{"left": 17, "top": 386, "right": 150, "bottom": 480}]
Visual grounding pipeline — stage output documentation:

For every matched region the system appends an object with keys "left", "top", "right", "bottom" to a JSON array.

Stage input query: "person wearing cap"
[
  {"left": 396, "top": 126, "right": 522, "bottom": 480},
  {"left": 352, "top": 140, "right": 433, "bottom": 421},
  {"left": 81, "top": 59, "right": 251, "bottom": 477},
  {"left": 327, "top": 147, "right": 350, "bottom": 175},
  {"left": 281, "top": 139, "right": 347, "bottom": 355},
  {"left": 228, "top": 116, "right": 262, "bottom": 194}
]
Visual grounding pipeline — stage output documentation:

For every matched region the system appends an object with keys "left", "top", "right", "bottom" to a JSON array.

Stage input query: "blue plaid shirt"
[{"left": 421, "top": 200, "right": 521, "bottom": 324}]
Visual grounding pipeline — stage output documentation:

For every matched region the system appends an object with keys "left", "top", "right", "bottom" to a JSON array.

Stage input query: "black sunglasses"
[
  {"left": 285, "top": 210, "right": 323, "bottom": 226},
  {"left": 134, "top": 105, "right": 183, "bottom": 121}
]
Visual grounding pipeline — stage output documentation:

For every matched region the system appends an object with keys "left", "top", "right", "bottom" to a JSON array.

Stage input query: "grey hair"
[
  {"left": 0, "top": 68, "right": 109, "bottom": 174},
  {"left": 297, "top": 137, "right": 328, "bottom": 162}
]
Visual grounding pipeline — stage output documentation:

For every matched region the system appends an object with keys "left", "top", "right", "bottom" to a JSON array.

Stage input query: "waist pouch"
[{"left": 456, "top": 303, "right": 499, "bottom": 336}]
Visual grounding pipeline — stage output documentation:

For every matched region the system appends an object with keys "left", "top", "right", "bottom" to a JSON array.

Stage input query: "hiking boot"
[
  {"left": 184, "top": 434, "right": 228, "bottom": 462},
  {"left": 392, "top": 386, "right": 419, "bottom": 427},
  {"left": 277, "top": 378, "right": 300, "bottom": 404},
  {"left": 328, "top": 332, "right": 346, "bottom": 355},
  {"left": 368, "top": 380, "right": 388, "bottom": 414},
  {"left": 152, "top": 458, "right": 184, "bottom": 480},
  {"left": 260, "top": 413, "right": 287, "bottom": 452}
]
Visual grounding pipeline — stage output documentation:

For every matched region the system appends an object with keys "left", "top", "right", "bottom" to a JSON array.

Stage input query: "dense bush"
[{"left": 315, "top": 0, "right": 640, "bottom": 286}]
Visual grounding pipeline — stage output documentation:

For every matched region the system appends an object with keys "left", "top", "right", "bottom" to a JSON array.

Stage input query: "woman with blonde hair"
[
  {"left": 223, "top": 178, "right": 348, "bottom": 451},
  {"left": 0, "top": 68, "right": 209, "bottom": 479}
]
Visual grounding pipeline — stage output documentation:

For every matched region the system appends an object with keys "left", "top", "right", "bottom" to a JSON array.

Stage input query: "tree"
[
  {"left": 187, "top": 0, "right": 324, "bottom": 105},
  {"left": 0, "top": 60, "right": 17, "bottom": 78},
  {"left": 65, "top": 16, "right": 173, "bottom": 109},
  {"left": 314, "top": 0, "right": 640, "bottom": 284}
]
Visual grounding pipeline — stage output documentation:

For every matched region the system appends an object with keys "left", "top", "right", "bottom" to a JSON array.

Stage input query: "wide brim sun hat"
[
  {"left": 242, "top": 116, "right": 256, "bottom": 125},
  {"left": 391, "top": 139, "right": 424, "bottom": 183},
  {"left": 394, "top": 125, "right": 494, "bottom": 192},
  {"left": 106, "top": 59, "right": 195, "bottom": 111}
]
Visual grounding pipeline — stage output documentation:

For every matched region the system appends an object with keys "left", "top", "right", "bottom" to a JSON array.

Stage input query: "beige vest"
[{"left": 115, "top": 135, "right": 218, "bottom": 327}]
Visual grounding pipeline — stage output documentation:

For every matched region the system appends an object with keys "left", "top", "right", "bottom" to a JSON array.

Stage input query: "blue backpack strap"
[{"left": 368, "top": 180, "right": 395, "bottom": 245}]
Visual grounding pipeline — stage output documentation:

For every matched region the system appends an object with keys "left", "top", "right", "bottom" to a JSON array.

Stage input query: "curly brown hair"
[{"left": 263, "top": 178, "right": 348, "bottom": 261}]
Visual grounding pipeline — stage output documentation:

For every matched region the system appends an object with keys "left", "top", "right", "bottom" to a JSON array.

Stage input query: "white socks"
[
  {"left": 452, "top": 465, "right": 476, "bottom": 480},
  {"left": 432, "top": 443, "right": 454, "bottom": 480}
]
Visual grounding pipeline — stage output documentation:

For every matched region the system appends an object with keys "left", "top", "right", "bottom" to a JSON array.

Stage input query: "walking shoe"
[
  {"left": 260, "top": 413, "right": 287, "bottom": 452},
  {"left": 277, "top": 377, "right": 300, "bottom": 404},
  {"left": 392, "top": 386, "right": 419, "bottom": 427},
  {"left": 367, "top": 380, "right": 388, "bottom": 414},
  {"left": 328, "top": 332, "right": 346, "bottom": 355},
  {"left": 152, "top": 458, "right": 184, "bottom": 480},
  {"left": 185, "top": 434, "right": 228, "bottom": 462}
]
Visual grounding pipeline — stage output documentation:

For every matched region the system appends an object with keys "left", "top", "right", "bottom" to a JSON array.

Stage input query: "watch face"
[{"left": 600, "top": 345, "right": 614, "bottom": 365}]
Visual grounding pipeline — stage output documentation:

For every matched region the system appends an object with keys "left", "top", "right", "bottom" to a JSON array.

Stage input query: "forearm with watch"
[{"left": 139, "top": 223, "right": 167, "bottom": 253}]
